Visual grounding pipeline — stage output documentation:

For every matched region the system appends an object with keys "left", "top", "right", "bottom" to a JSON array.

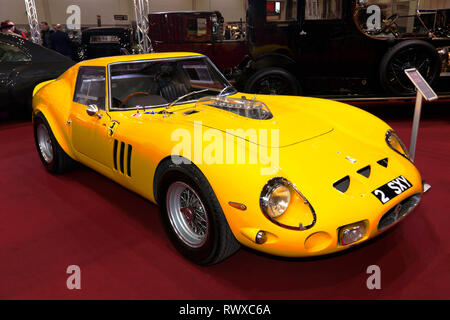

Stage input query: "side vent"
[
  {"left": 357, "top": 165, "right": 371, "bottom": 178},
  {"left": 113, "top": 139, "right": 118, "bottom": 170},
  {"left": 377, "top": 158, "right": 388, "bottom": 167},
  {"left": 333, "top": 176, "right": 350, "bottom": 193},
  {"left": 127, "top": 145, "right": 133, "bottom": 177},
  {"left": 113, "top": 140, "right": 133, "bottom": 177},
  {"left": 119, "top": 142, "right": 125, "bottom": 174}
]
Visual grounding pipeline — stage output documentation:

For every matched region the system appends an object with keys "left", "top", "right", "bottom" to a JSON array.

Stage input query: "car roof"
[
  {"left": 150, "top": 10, "right": 221, "bottom": 15},
  {"left": 78, "top": 52, "right": 204, "bottom": 66}
]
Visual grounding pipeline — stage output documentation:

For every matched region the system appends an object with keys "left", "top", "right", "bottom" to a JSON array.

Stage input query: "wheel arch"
[
  {"left": 153, "top": 155, "right": 202, "bottom": 204},
  {"left": 32, "top": 106, "right": 74, "bottom": 160},
  {"left": 248, "top": 52, "right": 297, "bottom": 73}
]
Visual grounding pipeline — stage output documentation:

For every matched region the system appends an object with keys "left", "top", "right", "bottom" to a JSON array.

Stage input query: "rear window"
[{"left": 266, "top": 0, "right": 298, "bottom": 22}]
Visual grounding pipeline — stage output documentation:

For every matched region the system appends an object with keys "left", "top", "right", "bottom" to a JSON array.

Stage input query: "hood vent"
[
  {"left": 357, "top": 165, "right": 371, "bottom": 178},
  {"left": 196, "top": 96, "right": 273, "bottom": 120},
  {"left": 377, "top": 158, "right": 389, "bottom": 168},
  {"left": 184, "top": 110, "right": 199, "bottom": 115},
  {"left": 333, "top": 176, "right": 350, "bottom": 193}
]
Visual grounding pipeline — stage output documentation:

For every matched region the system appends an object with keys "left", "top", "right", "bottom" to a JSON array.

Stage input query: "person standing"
[
  {"left": 51, "top": 24, "right": 72, "bottom": 57},
  {"left": 0, "top": 20, "right": 27, "bottom": 38},
  {"left": 40, "top": 21, "right": 54, "bottom": 48}
]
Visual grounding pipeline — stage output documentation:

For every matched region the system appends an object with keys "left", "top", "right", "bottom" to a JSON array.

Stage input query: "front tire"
[
  {"left": 33, "top": 113, "right": 76, "bottom": 174},
  {"left": 156, "top": 160, "right": 240, "bottom": 265}
]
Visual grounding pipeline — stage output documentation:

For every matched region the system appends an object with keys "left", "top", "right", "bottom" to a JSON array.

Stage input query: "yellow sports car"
[{"left": 32, "top": 52, "right": 424, "bottom": 265}]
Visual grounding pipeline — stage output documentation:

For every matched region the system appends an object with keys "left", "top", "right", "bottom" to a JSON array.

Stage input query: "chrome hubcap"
[
  {"left": 166, "top": 182, "right": 208, "bottom": 248},
  {"left": 37, "top": 124, "right": 54, "bottom": 163}
]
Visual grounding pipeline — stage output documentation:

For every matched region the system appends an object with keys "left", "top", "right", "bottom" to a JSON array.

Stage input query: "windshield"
[
  {"left": 109, "top": 56, "right": 235, "bottom": 110},
  {"left": 355, "top": 0, "right": 429, "bottom": 38}
]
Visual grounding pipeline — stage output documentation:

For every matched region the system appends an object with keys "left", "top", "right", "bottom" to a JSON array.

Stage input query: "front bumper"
[{"left": 230, "top": 188, "right": 423, "bottom": 258}]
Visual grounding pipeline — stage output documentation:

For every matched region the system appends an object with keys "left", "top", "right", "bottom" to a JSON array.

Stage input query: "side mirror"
[{"left": 86, "top": 104, "right": 102, "bottom": 118}]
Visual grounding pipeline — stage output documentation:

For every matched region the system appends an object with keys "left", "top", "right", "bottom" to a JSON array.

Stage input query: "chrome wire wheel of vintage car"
[
  {"left": 166, "top": 181, "right": 209, "bottom": 248},
  {"left": 36, "top": 123, "right": 54, "bottom": 164}
]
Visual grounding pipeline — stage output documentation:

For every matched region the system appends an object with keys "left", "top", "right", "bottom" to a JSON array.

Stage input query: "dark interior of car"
[{"left": 111, "top": 62, "right": 194, "bottom": 109}]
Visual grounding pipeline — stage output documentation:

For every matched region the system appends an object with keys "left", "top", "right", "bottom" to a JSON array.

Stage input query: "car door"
[
  {"left": 297, "top": 0, "right": 348, "bottom": 77},
  {"left": 70, "top": 66, "right": 113, "bottom": 169},
  {"left": 0, "top": 40, "right": 32, "bottom": 110}
]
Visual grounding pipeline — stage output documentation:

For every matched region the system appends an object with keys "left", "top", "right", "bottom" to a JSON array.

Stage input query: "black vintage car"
[
  {"left": 80, "top": 27, "right": 133, "bottom": 60},
  {"left": 239, "top": 0, "right": 450, "bottom": 98},
  {"left": 0, "top": 34, "right": 75, "bottom": 116}
]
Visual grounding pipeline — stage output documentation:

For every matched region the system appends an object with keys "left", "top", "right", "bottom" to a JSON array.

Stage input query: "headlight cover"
[
  {"left": 262, "top": 182, "right": 291, "bottom": 219},
  {"left": 386, "top": 130, "right": 410, "bottom": 160},
  {"left": 260, "top": 177, "right": 316, "bottom": 231}
]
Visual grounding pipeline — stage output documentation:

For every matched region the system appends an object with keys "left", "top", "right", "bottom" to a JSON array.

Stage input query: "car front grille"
[{"left": 377, "top": 194, "right": 421, "bottom": 231}]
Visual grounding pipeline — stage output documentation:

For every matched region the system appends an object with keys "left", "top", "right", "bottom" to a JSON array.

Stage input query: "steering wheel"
[
  {"left": 374, "top": 14, "right": 399, "bottom": 36},
  {"left": 118, "top": 92, "right": 150, "bottom": 109}
]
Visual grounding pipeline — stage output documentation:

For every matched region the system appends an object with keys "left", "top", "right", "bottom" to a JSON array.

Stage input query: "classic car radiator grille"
[
  {"left": 377, "top": 194, "right": 421, "bottom": 231},
  {"left": 113, "top": 139, "right": 132, "bottom": 177}
]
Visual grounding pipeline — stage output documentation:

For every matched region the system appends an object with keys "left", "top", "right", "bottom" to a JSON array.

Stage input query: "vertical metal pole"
[
  {"left": 133, "top": 0, "right": 143, "bottom": 53},
  {"left": 409, "top": 90, "right": 423, "bottom": 162},
  {"left": 24, "top": 0, "right": 41, "bottom": 44},
  {"left": 133, "top": 0, "right": 153, "bottom": 54}
]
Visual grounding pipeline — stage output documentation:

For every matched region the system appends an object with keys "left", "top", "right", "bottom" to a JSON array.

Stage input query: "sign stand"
[
  {"left": 404, "top": 68, "right": 438, "bottom": 162},
  {"left": 404, "top": 68, "right": 437, "bottom": 194}
]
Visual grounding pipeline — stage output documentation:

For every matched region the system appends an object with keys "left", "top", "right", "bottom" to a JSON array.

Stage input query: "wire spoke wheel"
[
  {"left": 36, "top": 123, "right": 54, "bottom": 164},
  {"left": 253, "top": 75, "right": 293, "bottom": 95},
  {"left": 381, "top": 41, "right": 440, "bottom": 95},
  {"left": 166, "top": 181, "right": 209, "bottom": 248},
  {"left": 246, "top": 67, "right": 301, "bottom": 96}
]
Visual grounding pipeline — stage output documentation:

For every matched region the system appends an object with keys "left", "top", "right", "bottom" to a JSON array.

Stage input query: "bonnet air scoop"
[{"left": 196, "top": 96, "right": 273, "bottom": 120}]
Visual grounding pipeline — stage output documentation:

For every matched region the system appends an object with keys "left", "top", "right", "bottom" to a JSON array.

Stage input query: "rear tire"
[
  {"left": 244, "top": 67, "right": 302, "bottom": 96},
  {"left": 156, "top": 159, "right": 240, "bottom": 265},
  {"left": 33, "top": 113, "right": 77, "bottom": 174},
  {"left": 379, "top": 40, "right": 441, "bottom": 96}
]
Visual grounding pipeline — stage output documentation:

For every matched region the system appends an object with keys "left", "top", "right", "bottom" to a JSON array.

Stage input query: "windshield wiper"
[
  {"left": 166, "top": 88, "right": 209, "bottom": 109},
  {"left": 218, "top": 85, "right": 236, "bottom": 97}
]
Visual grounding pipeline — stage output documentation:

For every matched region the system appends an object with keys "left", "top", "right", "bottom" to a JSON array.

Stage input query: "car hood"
[{"left": 172, "top": 94, "right": 335, "bottom": 148}]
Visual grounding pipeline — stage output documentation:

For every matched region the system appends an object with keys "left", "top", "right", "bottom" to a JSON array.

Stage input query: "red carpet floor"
[{"left": 0, "top": 102, "right": 449, "bottom": 300}]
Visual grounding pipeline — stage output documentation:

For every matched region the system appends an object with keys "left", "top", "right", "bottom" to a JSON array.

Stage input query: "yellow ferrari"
[{"left": 32, "top": 53, "right": 424, "bottom": 265}]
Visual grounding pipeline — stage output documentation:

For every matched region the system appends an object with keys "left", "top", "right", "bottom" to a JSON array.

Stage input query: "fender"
[
  {"left": 32, "top": 79, "right": 56, "bottom": 97},
  {"left": 32, "top": 79, "right": 76, "bottom": 160},
  {"left": 248, "top": 52, "right": 297, "bottom": 71}
]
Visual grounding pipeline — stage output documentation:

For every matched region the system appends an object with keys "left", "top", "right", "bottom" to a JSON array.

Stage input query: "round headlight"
[
  {"left": 268, "top": 185, "right": 291, "bottom": 218},
  {"left": 260, "top": 178, "right": 292, "bottom": 219},
  {"left": 386, "top": 130, "right": 410, "bottom": 159}
]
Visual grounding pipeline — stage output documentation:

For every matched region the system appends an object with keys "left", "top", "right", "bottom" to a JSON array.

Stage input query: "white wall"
[
  {"left": 194, "top": 0, "right": 246, "bottom": 22},
  {"left": 420, "top": 0, "right": 450, "bottom": 10}
]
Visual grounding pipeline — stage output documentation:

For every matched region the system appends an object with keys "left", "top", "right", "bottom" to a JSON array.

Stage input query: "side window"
[
  {"left": 266, "top": 0, "right": 298, "bottom": 22},
  {"left": 305, "top": 0, "right": 343, "bottom": 20},
  {"left": 0, "top": 42, "right": 30, "bottom": 62},
  {"left": 73, "top": 67, "right": 106, "bottom": 110},
  {"left": 185, "top": 17, "right": 209, "bottom": 41}
]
